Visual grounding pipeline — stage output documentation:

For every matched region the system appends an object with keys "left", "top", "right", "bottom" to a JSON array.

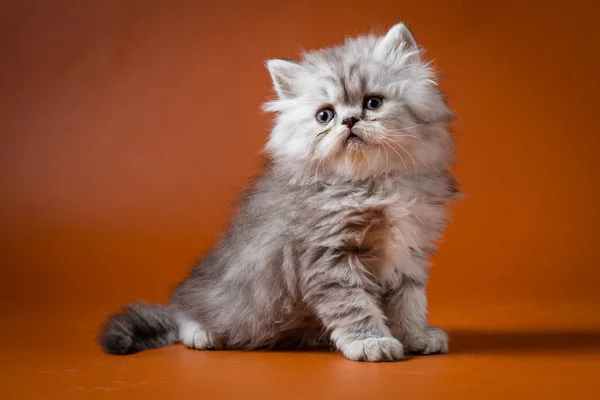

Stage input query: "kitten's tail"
[{"left": 98, "top": 303, "right": 179, "bottom": 355}]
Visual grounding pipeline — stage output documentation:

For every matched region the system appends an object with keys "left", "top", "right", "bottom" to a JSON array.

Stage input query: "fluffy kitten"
[{"left": 99, "top": 22, "right": 459, "bottom": 362}]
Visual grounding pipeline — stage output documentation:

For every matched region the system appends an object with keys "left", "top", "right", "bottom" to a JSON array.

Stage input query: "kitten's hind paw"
[
  {"left": 404, "top": 327, "right": 448, "bottom": 355},
  {"left": 341, "top": 337, "right": 405, "bottom": 362},
  {"left": 178, "top": 317, "right": 222, "bottom": 350}
]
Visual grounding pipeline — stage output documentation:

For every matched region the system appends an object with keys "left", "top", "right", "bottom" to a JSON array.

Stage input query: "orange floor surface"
[{"left": 2, "top": 301, "right": 599, "bottom": 399}]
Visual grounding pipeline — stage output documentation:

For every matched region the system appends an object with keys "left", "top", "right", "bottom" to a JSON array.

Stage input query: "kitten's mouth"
[{"left": 345, "top": 131, "right": 365, "bottom": 146}]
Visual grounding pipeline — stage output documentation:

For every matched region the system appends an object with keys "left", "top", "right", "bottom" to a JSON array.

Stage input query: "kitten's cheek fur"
[{"left": 341, "top": 337, "right": 405, "bottom": 362}]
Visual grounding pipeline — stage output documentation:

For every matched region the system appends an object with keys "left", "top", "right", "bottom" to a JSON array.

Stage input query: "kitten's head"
[{"left": 263, "top": 23, "right": 455, "bottom": 182}]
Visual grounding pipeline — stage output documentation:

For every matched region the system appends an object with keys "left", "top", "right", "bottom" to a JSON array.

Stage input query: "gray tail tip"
[
  {"left": 98, "top": 310, "right": 141, "bottom": 355},
  {"left": 98, "top": 303, "right": 177, "bottom": 355}
]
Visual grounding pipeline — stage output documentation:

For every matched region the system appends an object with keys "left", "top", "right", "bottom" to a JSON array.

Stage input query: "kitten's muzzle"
[{"left": 345, "top": 129, "right": 365, "bottom": 145}]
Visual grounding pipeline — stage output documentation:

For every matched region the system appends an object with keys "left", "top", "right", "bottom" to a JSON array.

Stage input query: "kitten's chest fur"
[{"left": 299, "top": 171, "right": 456, "bottom": 290}]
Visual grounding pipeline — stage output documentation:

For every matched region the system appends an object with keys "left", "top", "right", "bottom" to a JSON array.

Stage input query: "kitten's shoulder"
[
  {"left": 411, "top": 170, "right": 461, "bottom": 204},
  {"left": 236, "top": 160, "right": 307, "bottom": 212}
]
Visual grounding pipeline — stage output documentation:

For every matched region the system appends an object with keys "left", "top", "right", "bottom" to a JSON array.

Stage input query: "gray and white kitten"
[{"left": 99, "top": 22, "right": 460, "bottom": 362}]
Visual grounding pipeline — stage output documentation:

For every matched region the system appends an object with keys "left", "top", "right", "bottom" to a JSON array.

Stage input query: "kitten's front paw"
[
  {"left": 341, "top": 337, "right": 405, "bottom": 362},
  {"left": 404, "top": 327, "right": 448, "bottom": 355}
]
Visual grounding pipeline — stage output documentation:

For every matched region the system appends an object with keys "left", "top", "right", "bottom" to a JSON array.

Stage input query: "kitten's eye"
[
  {"left": 316, "top": 108, "right": 335, "bottom": 124},
  {"left": 364, "top": 97, "right": 383, "bottom": 110}
]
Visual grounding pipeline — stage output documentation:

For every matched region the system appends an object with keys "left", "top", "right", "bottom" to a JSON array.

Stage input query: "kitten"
[{"left": 99, "top": 22, "right": 460, "bottom": 362}]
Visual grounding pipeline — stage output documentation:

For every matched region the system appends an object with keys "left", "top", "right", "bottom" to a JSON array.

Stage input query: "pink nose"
[{"left": 342, "top": 117, "right": 358, "bottom": 128}]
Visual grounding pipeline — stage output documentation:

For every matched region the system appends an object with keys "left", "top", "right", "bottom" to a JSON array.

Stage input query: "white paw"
[
  {"left": 405, "top": 327, "right": 448, "bottom": 355},
  {"left": 341, "top": 337, "right": 405, "bottom": 362},
  {"left": 178, "top": 317, "right": 221, "bottom": 350}
]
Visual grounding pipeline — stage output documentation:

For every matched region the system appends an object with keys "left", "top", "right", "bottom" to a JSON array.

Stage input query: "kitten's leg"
[
  {"left": 176, "top": 312, "right": 222, "bottom": 350},
  {"left": 303, "top": 254, "right": 404, "bottom": 362},
  {"left": 273, "top": 325, "right": 330, "bottom": 349},
  {"left": 384, "top": 275, "right": 448, "bottom": 355}
]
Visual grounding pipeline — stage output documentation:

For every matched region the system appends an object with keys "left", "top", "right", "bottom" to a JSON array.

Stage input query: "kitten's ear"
[
  {"left": 375, "top": 23, "right": 420, "bottom": 62},
  {"left": 266, "top": 59, "right": 304, "bottom": 99}
]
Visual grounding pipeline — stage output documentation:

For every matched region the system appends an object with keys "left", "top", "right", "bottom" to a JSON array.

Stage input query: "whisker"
[
  {"left": 366, "top": 145, "right": 377, "bottom": 173},
  {"left": 396, "top": 117, "right": 432, "bottom": 132},
  {"left": 393, "top": 140, "right": 418, "bottom": 178},
  {"left": 382, "top": 133, "right": 426, "bottom": 147},
  {"left": 377, "top": 140, "right": 390, "bottom": 186},
  {"left": 314, "top": 156, "right": 324, "bottom": 187},
  {"left": 376, "top": 117, "right": 432, "bottom": 135},
  {"left": 376, "top": 126, "right": 427, "bottom": 148},
  {"left": 380, "top": 137, "right": 408, "bottom": 172},
  {"left": 301, "top": 155, "right": 320, "bottom": 185},
  {"left": 382, "top": 136, "right": 419, "bottom": 178}
]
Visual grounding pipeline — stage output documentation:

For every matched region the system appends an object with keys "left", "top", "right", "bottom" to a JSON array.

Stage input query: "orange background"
[
  {"left": 1, "top": 1, "right": 600, "bottom": 398},
  {"left": 2, "top": 0, "right": 599, "bottom": 313}
]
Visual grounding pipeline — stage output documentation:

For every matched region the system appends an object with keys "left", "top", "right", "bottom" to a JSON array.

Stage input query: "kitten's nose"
[{"left": 342, "top": 117, "right": 358, "bottom": 128}]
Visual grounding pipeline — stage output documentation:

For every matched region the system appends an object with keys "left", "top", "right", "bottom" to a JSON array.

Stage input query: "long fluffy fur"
[
  {"left": 99, "top": 22, "right": 460, "bottom": 362},
  {"left": 99, "top": 303, "right": 178, "bottom": 355}
]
